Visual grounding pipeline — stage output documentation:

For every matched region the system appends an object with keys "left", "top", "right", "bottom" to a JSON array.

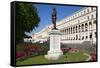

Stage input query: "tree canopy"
[{"left": 16, "top": 3, "right": 40, "bottom": 42}]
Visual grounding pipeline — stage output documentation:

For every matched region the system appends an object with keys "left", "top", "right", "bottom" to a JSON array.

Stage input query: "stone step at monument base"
[{"left": 44, "top": 50, "right": 63, "bottom": 60}]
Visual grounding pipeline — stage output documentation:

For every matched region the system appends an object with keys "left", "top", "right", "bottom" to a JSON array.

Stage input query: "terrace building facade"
[{"left": 32, "top": 7, "right": 97, "bottom": 44}]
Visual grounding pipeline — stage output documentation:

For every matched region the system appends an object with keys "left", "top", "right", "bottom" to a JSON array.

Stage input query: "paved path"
[{"left": 83, "top": 53, "right": 91, "bottom": 61}]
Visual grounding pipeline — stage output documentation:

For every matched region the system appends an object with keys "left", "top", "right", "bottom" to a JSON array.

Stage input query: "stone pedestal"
[{"left": 45, "top": 29, "right": 63, "bottom": 60}]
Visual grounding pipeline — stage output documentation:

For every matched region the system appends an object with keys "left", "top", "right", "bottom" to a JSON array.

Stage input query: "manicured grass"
[
  {"left": 65, "top": 52, "right": 88, "bottom": 62},
  {"left": 16, "top": 51, "right": 88, "bottom": 65},
  {"left": 16, "top": 55, "right": 66, "bottom": 65}
]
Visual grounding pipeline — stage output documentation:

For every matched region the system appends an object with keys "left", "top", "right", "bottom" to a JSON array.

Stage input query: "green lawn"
[
  {"left": 65, "top": 52, "right": 88, "bottom": 62},
  {"left": 16, "top": 51, "right": 88, "bottom": 65}
]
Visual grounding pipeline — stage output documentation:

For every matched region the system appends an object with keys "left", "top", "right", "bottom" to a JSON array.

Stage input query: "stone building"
[{"left": 32, "top": 7, "right": 97, "bottom": 44}]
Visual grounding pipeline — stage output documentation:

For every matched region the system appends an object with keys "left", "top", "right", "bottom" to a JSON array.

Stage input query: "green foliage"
[
  {"left": 16, "top": 44, "right": 25, "bottom": 51},
  {"left": 15, "top": 3, "right": 40, "bottom": 42}
]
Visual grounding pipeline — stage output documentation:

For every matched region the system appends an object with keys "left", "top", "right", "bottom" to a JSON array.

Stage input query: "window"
[
  {"left": 91, "top": 7, "right": 94, "bottom": 11},
  {"left": 89, "top": 22, "right": 92, "bottom": 30},
  {"left": 76, "top": 35, "right": 78, "bottom": 40},
  {"left": 71, "top": 27, "right": 72, "bottom": 34},
  {"left": 76, "top": 26, "right": 78, "bottom": 33},
  {"left": 73, "top": 16, "right": 74, "bottom": 19},
  {"left": 79, "top": 25, "right": 80, "bottom": 32},
  {"left": 87, "top": 16, "right": 89, "bottom": 20},
  {"left": 93, "top": 20, "right": 96, "bottom": 24},
  {"left": 91, "top": 14, "right": 94, "bottom": 19},
  {"left": 65, "top": 29, "right": 66, "bottom": 35},
  {"left": 87, "top": 8, "right": 89, "bottom": 13},
  {"left": 82, "top": 24, "right": 84, "bottom": 32},
  {"left": 69, "top": 28, "right": 70, "bottom": 34},
  {"left": 89, "top": 22, "right": 92, "bottom": 26},
  {"left": 90, "top": 33, "right": 92, "bottom": 39},
  {"left": 95, "top": 32, "right": 97, "bottom": 38},
  {"left": 86, "top": 36, "right": 88, "bottom": 39},
  {"left": 85, "top": 23, "right": 88, "bottom": 31},
  {"left": 73, "top": 27, "right": 75, "bottom": 33},
  {"left": 67, "top": 29, "right": 68, "bottom": 34},
  {"left": 82, "top": 36, "right": 84, "bottom": 40}
]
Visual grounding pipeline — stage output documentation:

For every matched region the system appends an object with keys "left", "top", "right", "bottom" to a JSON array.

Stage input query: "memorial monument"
[{"left": 45, "top": 8, "right": 63, "bottom": 60}]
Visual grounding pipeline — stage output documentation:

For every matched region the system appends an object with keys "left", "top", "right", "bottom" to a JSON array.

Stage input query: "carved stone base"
[{"left": 44, "top": 29, "right": 63, "bottom": 60}]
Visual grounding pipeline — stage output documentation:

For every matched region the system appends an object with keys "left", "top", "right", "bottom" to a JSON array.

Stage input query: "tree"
[{"left": 15, "top": 3, "right": 40, "bottom": 42}]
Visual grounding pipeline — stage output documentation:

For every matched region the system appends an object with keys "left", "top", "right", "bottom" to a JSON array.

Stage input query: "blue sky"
[{"left": 25, "top": 4, "right": 83, "bottom": 36}]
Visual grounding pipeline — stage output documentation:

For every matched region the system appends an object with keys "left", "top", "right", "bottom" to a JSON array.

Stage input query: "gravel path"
[{"left": 83, "top": 53, "right": 91, "bottom": 61}]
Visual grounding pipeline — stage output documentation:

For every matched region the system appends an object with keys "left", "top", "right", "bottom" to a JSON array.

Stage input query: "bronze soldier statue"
[{"left": 51, "top": 8, "right": 57, "bottom": 29}]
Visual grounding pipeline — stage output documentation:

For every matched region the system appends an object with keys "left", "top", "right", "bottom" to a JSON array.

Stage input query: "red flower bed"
[
  {"left": 24, "top": 45, "right": 44, "bottom": 51},
  {"left": 90, "top": 52, "right": 96, "bottom": 61},
  {"left": 69, "top": 48, "right": 79, "bottom": 53},
  {"left": 61, "top": 48, "right": 71, "bottom": 53},
  {"left": 16, "top": 51, "right": 25, "bottom": 59},
  {"left": 16, "top": 44, "right": 48, "bottom": 59}
]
